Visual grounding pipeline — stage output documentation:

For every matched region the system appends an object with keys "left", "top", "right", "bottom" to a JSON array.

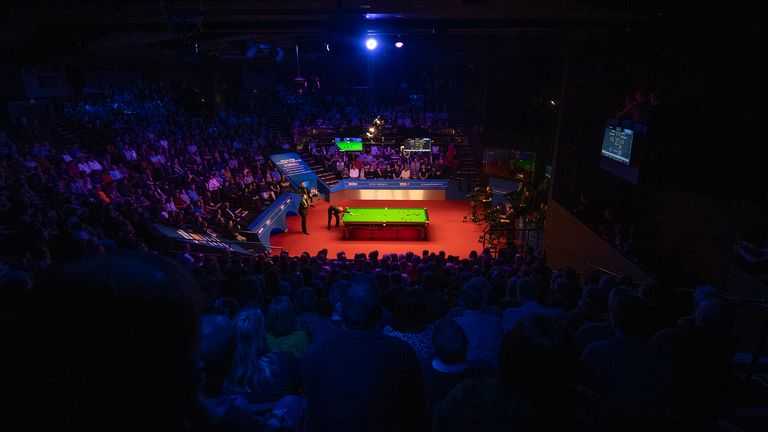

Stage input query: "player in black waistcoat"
[{"left": 327, "top": 206, "right": 350, "bottom": 229}]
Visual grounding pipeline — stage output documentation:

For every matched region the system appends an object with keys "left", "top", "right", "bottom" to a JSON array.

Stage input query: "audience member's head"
[
  {"left": 499, "top": 314, "right": 573, "bottom": 400},
  {"left": 0, "top": 270, "right": 33, "bottom": 313},
  {"left": 329, "top": 279, "right": 350, "bottom": 316},
  {"left": 265, "top": 296, "right": 297, "bottom": 338},
  {"left": 264, "top": 267, "right": 282, "bottom": 302},
  {"left": 200, "top": 313, "right": 236, "bottom": 364},
  {"left": 340, "top": 283, "right": 380, "bottom": 330},
  {"left": 694, "top": 298, "right": 731, "bottom": 331},
  {"left": 577, "top": 284, "right": 610, "bottom": 314},
  {"left": 460, "top": 277, "right": 488, "bottom": 310},
  {"left": 421, "top": 270, "right": 438, "bottom": 292},
  {"left": 552, "top": 278, "right": 581, "bottom": 310},
  {"left": 516, "top": 278, "right": 541, "bottom": 304},
  {"left": 293, "top": 286, "right": 319, "bottom": 314},
  {"left": 392, "top": 287, "right": 428, "bottom": 333},
  {"left": 638, "top": 281, "right": 667, "bottom": 309},
  {"left": 693, "top": 284, "right": 718, "bottom": 308},
  {"left": 432, "top": 319, "right": 468, "bottom": 365},
  {"left": 199, "top": 313, "right": 236, "bottom": 397},
  {"left": 608, "top": 287, "right": 652, "bottom": 337},
  {"left": 226, "top": 308, "right": 278, "bottom": 392},
  {"left": 433, "top": 379, "right": 531, "bottom": 432},
  {"left": 19, "top": 253, "right": 200, "bottom": 430},
  {"left": 599, "top": 275, "right": 618, "bottom": 291},
  {"left": 238, "top": 275, "right": 265, "bottom": 307}
]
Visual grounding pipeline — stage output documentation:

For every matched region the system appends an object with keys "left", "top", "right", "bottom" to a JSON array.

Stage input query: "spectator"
[
  {"left": 198, "top": 313, "right": 236, "bottom": 398},
  {"left": 453, "top": 277, "right": 504, "bottom": 368},
  {"left": 348, "top": 165, "right": 360, "bottom": 179},
  {"left": 303, "top": 282, "right": 427, "bottom": 432},
  {"left": 653, "top": 297, "right": 735, "bottom": 430},
  {"left": 224, "top": 308, "right": 302, "bottom": 414},
  {"left": 581, "top": 287, "right": 670, "bottom": 429},
  {"left": 8, "top": 253, "right": 200, "bottom": 431},
  {"left": 433, "top": 378, "right": 531, "bottom": 432},
  {"left": 265, "top": 296, "right": 310, "bottom": 358},
  {"left": 503, "top": 278, "right": 568, "bottom": 333},
  {"left": 294, "top": 287, "right": 335, "bottom": 346},
  {"left": 499, "top": 314, "right": 587, "bottom": 431},
  {"left": 568, "top": 283, "right": 610, "bottom": 340},
  {"left": 422, "top": 318, "right": 494, "bottom": 410},
  {"left": 383, "top": 287, "right": 434, "bottom": 361}
]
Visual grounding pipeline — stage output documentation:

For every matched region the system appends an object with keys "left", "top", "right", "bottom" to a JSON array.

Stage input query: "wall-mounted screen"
[
  {"left": 335, "top": 137, "right": 363, "bottom": 151},
  {"left": 601, "top": 125, "right": 633, "bottom": 165},
  {"left": 404, "top": 138, "right": 432, "bottom": 152}
]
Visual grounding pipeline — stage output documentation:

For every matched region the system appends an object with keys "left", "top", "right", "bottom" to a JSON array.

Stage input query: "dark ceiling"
[{"left": 0, "top": 1, "right": 653, "bottom": 59}]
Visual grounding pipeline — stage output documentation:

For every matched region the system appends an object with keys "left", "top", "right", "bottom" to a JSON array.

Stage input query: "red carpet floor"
[{"left": 269, "top": 199, "right": 490, "bottom": 257}]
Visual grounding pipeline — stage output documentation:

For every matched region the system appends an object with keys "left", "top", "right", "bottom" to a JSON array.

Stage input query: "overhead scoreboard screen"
[
  {"left": 335, "top": 137, "right": 363, "bottom": 152},
  {"left": 404, "top": 138, "right": 431, "bottom": 152},
  {"left": 601, "top": 125, "right": 633, "bottom": 165}
]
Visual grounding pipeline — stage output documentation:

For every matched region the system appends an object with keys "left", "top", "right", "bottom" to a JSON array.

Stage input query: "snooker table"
[{"left": 341, "top": 207, "right": 429, "bottom": 240}]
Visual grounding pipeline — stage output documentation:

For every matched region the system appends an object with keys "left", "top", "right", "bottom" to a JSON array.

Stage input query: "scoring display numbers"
[
  {"left": 404, "top": 138, "right": 432, "bottom": 152},
  {"left": 601, "top": 126, "right": 633, "bottom": 165}
]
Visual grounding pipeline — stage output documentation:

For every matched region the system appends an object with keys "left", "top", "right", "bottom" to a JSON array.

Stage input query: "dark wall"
[{"left": 549, "top": 5, "right": 768, "bottom": 287}]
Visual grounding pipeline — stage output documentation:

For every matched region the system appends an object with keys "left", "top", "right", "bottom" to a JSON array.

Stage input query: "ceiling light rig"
[
  {"left": 365, "top": 116, "right": 384, "bottom": 140},
  {"left": 293, "top": 44, "right": 306, "bottom": 94}
]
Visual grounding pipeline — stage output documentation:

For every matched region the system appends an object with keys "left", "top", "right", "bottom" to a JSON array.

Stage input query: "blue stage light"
[
  {"left": 394, "top": 41, "right": 404, "bottom": 48},
  {"left": 365, "top": 38, "right": 378, "bottom": 50}
]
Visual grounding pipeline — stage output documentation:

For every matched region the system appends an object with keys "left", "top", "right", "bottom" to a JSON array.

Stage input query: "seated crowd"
[
  {"left": 0, "top": 81, "right": 734, "bottom": 431},
  {"left": 279, "top": 85, "right": 451, "bottom": 140},
  {"left": 2, "top": 244, "right": 736, "bottom": 431},
  {"left": 0, "top": 83, "right": 298, "bottom": 271},
  {"left": 572, "top": 196, "right": 643, "bottom": 260},
  {"left": 309, "top": 144, "right": 458, "bottom": 180}
]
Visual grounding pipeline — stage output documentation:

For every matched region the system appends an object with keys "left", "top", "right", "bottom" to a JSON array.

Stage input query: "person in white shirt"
[
  {"left": 123, "top": 148, "right": 137, "bottom": 161},
  {"left": 349, "top": 167, "right": 360, "bottom": 179},
  {"left": 108, "top": 167, "right": 123, "bottom": 181},
  {"left": 175, "top": 189, "right": 189, "bottom": 205},
  {"left": 87, "top": 159, "right": 103, "bottom": 172},
  {"left": 242, "top": 171, "right": 254, "bottom": 185},
  {"left": 207, "top": 177, "right": 221, "bottom": 191},
  {"left": 410, "top": 158, "right": 420, "bottom": 173},
  {"left": 164, "top": 197, "right": 177, "bottom": 214},
  {"left": 78, "top": 160, "right": 92, "bottom": 174},
  {"left": 187, "top": 186, "right": 200, "bottom": 202},
  {"left": 150, "top": 154, "right": 166, "bottom": 165}
]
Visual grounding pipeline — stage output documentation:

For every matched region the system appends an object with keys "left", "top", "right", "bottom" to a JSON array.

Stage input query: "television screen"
[
  {"left": 404, "top": 138, "right": 431, "bottom": 152},
  {"left": 601, "top": 125, "right": 633, "bottom": 165},
  {"left": 335, "top": 137, "right": 363, "bottom": 152}
]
